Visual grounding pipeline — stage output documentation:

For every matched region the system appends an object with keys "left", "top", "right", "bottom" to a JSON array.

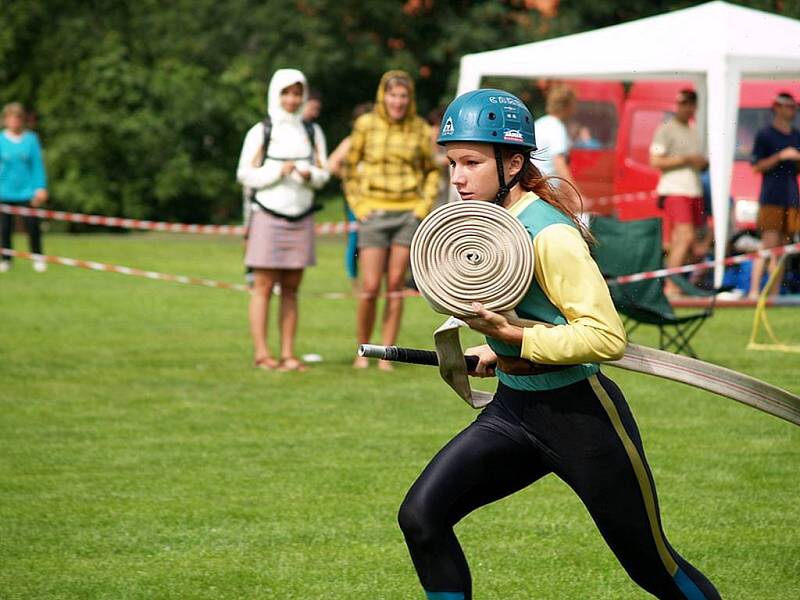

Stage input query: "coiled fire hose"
[
  {"left": 409, "top": 200, "right": 534, "bottom": 318},
  {"left": 362, "top": 201, "right": 800, "bottom": 425}
]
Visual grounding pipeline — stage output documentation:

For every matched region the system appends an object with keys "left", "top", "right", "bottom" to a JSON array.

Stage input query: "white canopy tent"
[{"left": 456, "top": 1, "right": 800, "bottom": 285}]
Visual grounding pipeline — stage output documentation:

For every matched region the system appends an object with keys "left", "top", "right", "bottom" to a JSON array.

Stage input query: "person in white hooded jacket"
[{"left": 237, "top": 69, "right": 329, "bottom": 372}]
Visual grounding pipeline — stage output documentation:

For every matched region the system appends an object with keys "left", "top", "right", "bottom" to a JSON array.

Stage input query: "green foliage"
[{"left": 0, "top": 0, "right": 796, "bottom": 222}]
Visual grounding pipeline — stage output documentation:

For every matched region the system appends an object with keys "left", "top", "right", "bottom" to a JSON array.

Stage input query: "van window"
[
  {"left": 570, "top": 101, "right": 618, "bottom": 150},
  {"left": 736, "top": 109, "right": 772, "bottom": 160},
  {"left": 734, "top": 108, "right": 800, "bottom": 161},
  {"left": 628, "top": 109, "right": 672, "bottom": 166}
]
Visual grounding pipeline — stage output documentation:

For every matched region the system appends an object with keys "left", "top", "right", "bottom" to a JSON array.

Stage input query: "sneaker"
[
  {"left": 0, "top": 261, "right": 9, "bottom": 273},
  {"left": 33, "top": 260, "right": 47, "bottom": 273}
]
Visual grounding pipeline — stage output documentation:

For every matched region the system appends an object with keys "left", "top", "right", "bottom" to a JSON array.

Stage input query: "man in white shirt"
[
  {"left": 533, "top": 86, "right": 580, "bottom": 210},
  {"left": 649, "top": 89, "right": 708, "bottom": 296}
]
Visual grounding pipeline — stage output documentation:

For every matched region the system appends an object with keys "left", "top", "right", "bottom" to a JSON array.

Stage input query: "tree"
[{"left": 0, "top": 0, "right": 794, "bottom": 223}]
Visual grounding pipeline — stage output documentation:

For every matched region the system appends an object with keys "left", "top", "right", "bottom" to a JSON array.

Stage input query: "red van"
[{"left": 568, "top": 79, "right": 800, "bottom": 236}]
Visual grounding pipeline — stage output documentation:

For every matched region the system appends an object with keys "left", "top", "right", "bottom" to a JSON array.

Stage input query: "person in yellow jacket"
[{"left": 345, "top": 70, "right": 440, "bottom": 370}]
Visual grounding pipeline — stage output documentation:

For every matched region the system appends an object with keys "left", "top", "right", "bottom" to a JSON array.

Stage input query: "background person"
[
  {"left": 748, "top": 92, "right": 800, "bottom": 298},
  {"left": 236, "top": 69, "right": 329, "bottom": 372},
  {"left": 0, "top": 102, "right": 48, "bottom": 273},
  {"left": 532, "top": 85, "right": 581, "bottom": 211},
  {"left": 426, "top": 106, "right": 452, "bottom": 210},
  {"left": 649, "top": 89, "right": 708, "bottom": 297},
  {"left": 328, "top": 102, "right": 373, "bottom": 291},
  {"left": 302, "top": 88, "right": 322, "bottom": 125},
  {"left": 344, "top": 70, "right": 439, "bottom": 371},
  {"left": 398, "top": 89, "right": 721, "bottom": 600}
]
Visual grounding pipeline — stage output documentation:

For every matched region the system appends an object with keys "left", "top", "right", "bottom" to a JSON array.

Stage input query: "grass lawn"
[{"left": 1, "top": 229, "right": 799, "bottom": 599}]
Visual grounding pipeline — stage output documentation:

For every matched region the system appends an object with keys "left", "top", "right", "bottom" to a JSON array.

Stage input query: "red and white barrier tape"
[
  {"left": 314, "top": 220, "right": 358, "bottom": 235},
  {"left": 5, "top": 243, "right": 797, "bottom": 301},
  {"left": 2, "top": 190, "right": 654, "bottom": 239},
  {"left": 583, "top": 190, "right": 656, "bottom": 211},
  {"left": 2, "top": 248, "right": 423, "bottom": 300},
  {"left": 1, "top": 203, "right": 246, "bottom": 235},
  {"left": 1, "top": 191, "right": 658, "bottom": 240},
  {"left": 608, "top": 243, "right": 800, "bottom": 285},
  {"left": 1, "top": 248, "right": 248, "bottom": 293},
  {"left": 0, "top": 203, "right": 359, "bottom": 236}
]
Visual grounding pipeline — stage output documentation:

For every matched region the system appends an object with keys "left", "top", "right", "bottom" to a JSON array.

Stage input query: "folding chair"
[{"left": 589, "top": 216, "right": 713, "bottom": 358}]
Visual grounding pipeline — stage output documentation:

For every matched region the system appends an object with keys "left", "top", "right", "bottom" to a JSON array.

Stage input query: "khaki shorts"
[
  {"left": 357, "top": 210, "right": 420, "bottom": 249},
  {"left": 757, "top": 205, "right": 800, "bottom": 238}
]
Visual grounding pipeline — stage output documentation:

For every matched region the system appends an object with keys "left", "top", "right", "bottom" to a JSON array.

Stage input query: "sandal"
[
  {"left": 254, "top": 357, "right": 279, "bottom": 371},
  {"left": 278, "top": 357, "right": 309, "bottom": 372}
]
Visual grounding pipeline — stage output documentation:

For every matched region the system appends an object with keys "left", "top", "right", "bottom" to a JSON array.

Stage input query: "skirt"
[{"left": 245, "top": 210, "right": 316, "bottom": 270}]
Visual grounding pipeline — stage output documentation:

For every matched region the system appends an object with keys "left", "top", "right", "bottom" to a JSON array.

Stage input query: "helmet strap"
[{"left": 493, "top": 146, "right": 527, "bottom": 206}]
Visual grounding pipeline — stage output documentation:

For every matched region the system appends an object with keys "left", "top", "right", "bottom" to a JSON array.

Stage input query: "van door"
[
  {"left": 614, "top": 100, "right": 673, "bottom": 221},
  {"left": 567, "top": 81, "right": 623, "bottom": 213}
]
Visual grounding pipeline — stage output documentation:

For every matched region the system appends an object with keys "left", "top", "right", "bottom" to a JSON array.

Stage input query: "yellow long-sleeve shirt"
[{"left": 488, "top": 193, "right": 627, "bottom": 391}]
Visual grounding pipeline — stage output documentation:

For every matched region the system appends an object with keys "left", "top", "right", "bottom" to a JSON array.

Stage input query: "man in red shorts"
[{"left": 650, "top": 89, "right": 708, "bottom": 296}]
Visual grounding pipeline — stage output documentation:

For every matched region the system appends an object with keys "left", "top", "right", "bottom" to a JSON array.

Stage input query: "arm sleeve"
[
  {"left": 415, "top": 123, "right": 441, "bottom": 219},
  {"left": 520, "top": 224, "right": 627, "bottom": 364},
  {"left": 551, "top": 120, "right": 570, "bottom": 156},
  {"left": 649, "top": 124, "right": 668, "bottom": 156},
  {"left": 327, "top": 137, "right": 350, "bottom": 178},
  {"left": 30, "top": 133, "right": 47, "bottom": 190},
  {"left": 236, "top": 125, "right": 283, "bottom": 189},
  {"left": 343, "top": 119, "right": 367, "bottom": 217},
  {"left": 751, "top": 130, "right": 768, "bottom": 164},
  {"left": 308, "top": 124, "right": 330, "bottom": 190}
]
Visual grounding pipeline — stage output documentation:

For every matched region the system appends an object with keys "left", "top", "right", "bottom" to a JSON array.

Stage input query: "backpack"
[
  {"left": 249, "top": 116, "right": 322, "bottom": 222},
  {"left": 257, "top": 116, "right": 317, "bottom": 165}
]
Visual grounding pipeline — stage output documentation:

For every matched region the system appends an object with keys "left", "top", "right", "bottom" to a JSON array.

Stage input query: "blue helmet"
[{"left": 437, "top": 89, "right": 536, "bottom": 151}]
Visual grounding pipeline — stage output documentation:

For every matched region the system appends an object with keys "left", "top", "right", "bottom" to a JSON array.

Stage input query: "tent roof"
[
  {"left": 460, "top": 1, "right": 800, "bottom": 85},
  {"left": 456, "top": 1, "right": 800, "bottom": 286}
]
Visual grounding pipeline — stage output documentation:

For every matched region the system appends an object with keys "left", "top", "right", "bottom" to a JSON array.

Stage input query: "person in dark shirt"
[{"left": 748, "top": 92, "right": 800, "bottom": 298}]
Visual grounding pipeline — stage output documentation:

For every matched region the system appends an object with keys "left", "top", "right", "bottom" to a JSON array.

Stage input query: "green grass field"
[{"left": 1, "top": 229, "right": 799, "bottom": 599}]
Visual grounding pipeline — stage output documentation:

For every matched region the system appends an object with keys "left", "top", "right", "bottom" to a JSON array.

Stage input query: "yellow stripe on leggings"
[{"left": 588, "top": 375, "right": 678, "bottom": 576}]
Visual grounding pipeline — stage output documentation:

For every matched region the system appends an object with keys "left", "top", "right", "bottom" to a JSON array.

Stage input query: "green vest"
[{"left": 487, "top": 197, "right": 599, "bottom": 391}]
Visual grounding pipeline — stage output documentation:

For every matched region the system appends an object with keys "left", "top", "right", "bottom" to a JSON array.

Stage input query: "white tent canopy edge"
[{"left": 455, "top": 1, "right": 800, "bottom": 286}]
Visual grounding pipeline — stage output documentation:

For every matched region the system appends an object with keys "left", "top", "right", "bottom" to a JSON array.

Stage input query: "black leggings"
[
  {"left": 398, "top": 373, "right": 720, "bottom": 599},
  {"left": 1, "top": 201, "right": 43, "bottom": 259}
]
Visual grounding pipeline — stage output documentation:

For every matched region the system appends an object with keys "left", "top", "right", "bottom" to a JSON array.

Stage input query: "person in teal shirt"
[
  {"left": 0, "top": 102, "right": 49, "bottom": 272},
  {"left": 397, "top": 90, "right": 720, "bottom": 600}
]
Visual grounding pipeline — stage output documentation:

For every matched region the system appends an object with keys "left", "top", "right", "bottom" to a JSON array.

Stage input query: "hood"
[
  {"left": 267, "top": 68, "right": 308, "bottom": 122},
  {"left": 374, "top": 69, "right": 417, "bottom": 124}
]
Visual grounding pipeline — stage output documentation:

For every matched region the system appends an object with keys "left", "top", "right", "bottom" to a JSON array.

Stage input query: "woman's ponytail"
[{"left": 516, "top": 155, "right": 594, "bottom": 245}]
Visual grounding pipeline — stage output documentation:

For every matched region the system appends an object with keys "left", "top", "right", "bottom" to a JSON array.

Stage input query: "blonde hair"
[
  {"left": 384, "top": 75, "right": 412, "bottom": 92},
  {"left": 2, "top": 102, "right": 25, "bottom": 118},
  {"left": 546, "top": 86, "right": 576, "bottom": 115}
]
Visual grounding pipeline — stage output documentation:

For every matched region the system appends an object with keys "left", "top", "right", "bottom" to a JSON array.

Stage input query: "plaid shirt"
[{"left": 344, "top": 113, "right": 439, "bottom": 220}]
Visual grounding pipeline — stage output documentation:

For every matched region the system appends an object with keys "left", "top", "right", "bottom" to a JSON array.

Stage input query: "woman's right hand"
[
  {"left": 281, "top": 161, "right": 296, "bottom": 176},
  {"left": 464, "top": 344, "right": 497, "bottom": 378}
]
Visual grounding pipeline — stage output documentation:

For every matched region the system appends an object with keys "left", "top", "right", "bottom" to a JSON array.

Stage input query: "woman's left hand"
[
  {"left": 464, "top": 302, "right": 523, "bottom": 345},
  {"left": 31, "top": 189, "right": 48, "bottom": 207}
]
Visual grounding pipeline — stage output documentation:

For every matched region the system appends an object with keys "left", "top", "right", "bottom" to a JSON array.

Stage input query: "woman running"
[{"left": 397, "top": 89, "right": 721, "bottom": 600}]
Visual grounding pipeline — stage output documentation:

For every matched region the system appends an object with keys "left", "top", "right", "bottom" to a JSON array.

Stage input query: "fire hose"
[{"left": 364, "top": 201, "right": 800, "bottom": 426}]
